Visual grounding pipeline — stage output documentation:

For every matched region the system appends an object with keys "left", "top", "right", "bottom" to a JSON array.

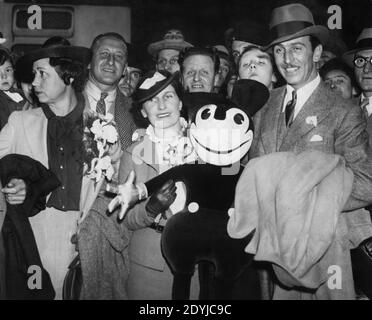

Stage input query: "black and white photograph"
[{"left": 0, "top": 0, "right": 372, "bottom": 307}]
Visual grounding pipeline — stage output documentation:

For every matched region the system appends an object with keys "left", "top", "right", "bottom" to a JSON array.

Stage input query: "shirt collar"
[
  {"left": 86, "top": 79, "right": 116, "bottom": 103},
  {"left": 361, "top": 93, "right": 372, "bottom": 106},
  {"left": 286, "top": 74, "right": 320, "bottom": 98},
  {"left": 283, "top": 74, "right": 321, "bottom": 114},
  {"left": 361, "top": 93, "right": 372, "bottom": 117}
]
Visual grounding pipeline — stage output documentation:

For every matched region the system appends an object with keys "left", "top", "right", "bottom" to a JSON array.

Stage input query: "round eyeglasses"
[{"left": 354, "top": 56, "right": 372, "bottom": 68}]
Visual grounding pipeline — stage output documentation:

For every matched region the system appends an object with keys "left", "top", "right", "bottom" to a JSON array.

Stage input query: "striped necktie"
[
  {"left": 96, "top": 92, "right": 108, "bottom": 115},
  {"left": 361, "top": 97, "right": 370, "bottom": 120},
  {"left": 285, "top": 89, "right": 297, "bottom": 127}
]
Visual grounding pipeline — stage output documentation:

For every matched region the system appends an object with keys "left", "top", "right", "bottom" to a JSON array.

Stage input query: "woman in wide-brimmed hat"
[
  {"left": 118, "top": 70, "right": 200, "bottom": 299},
  {"left": 0, "top": 39, "right": 102, "bottom": 299}
]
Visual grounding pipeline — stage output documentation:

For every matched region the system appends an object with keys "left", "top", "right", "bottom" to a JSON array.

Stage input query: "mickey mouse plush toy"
[{"left": 109, "top": 79, "right": 269, "bottom": 299}]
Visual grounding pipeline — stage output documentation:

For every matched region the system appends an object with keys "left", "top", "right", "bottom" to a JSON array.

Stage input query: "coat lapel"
[
  {"left": 260, "top": 87, "right": 286, "bottom": 153},
  {"left": 24, "top": 109, "right": 49, "bottom": 167},
  {"left": 130, "top": 135, "right": 160, "bottom": 173},
  {"left": 279, "top": 82, "right": 332, "bottom": 151}
]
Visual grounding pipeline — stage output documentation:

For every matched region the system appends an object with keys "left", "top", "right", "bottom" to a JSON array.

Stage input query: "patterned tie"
[
  {"left": 361, "top": 97, "right": 370, "bottom": 120},
  {"left": 285, "top": 89, "right": 297, "bottom": 127},
  {"left": 96, "top": 92, "right": 108, "bottom": 116}
]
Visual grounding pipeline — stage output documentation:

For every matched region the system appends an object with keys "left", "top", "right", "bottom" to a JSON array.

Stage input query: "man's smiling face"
[
  {"left": 182, "top": 54, "right": 216, "bottom": 93},
  {"left": 90, "top": 37, "right": 127, "bottom": 89},
  {"left": 273, "top": 36, "right": 322, "bottom": 90}
]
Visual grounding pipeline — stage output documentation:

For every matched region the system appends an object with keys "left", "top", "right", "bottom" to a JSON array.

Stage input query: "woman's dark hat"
[
  {"left": 133, "top": 70, "right": 179, "bottom": 104},
  {"left": 266, "top": 3, "right": 329, "bottom": 49},
  {"left": 343, "top": 27, "right": 372, "bottom": 67},
  {"left": 15, "top": 44, "right": 91, "bottom": 83}
]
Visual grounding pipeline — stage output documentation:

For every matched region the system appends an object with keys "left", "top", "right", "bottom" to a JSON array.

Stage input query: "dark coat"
[{"left": 0, "top": 154, "right": 60, "bottom": 299}]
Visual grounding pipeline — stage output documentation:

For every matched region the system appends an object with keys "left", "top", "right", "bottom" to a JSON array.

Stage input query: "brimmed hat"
[
  {"left": 213, "top": 45, "right": 230, "bottom": 61},
  {"left": 225, "top": 21, "right": 270, "bottom": 49},
  {"left": 133, "top": 70, "right": 179, "bottom": 104},
  {"left": 343, "top": 27, "right": 372, "bottom": 67},
  {"left": 15, "top": 44, "right": 91, "bottom": 83},
  {"left": 147, "top": 29, "right": 193, "bottom": 58},
  {"left": 266, "top": 3, "right": 329, "bottom": 48}
]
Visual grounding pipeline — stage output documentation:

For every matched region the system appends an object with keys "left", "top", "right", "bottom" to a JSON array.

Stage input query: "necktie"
[
  {"left": 361, "top": 97, "right": 370, "bottom": 120},
  {"left": 285, "top": 89, "right": 297, "bottom": 127},
  {"left": 96, "top": 92, "right": 108, "bottom": 115}
]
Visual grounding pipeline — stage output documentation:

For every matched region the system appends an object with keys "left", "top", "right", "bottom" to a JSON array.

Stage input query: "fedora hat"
[
  {"left": 343, "top": 27, "right": 372, "bottom": 67},
  {"left": 133, "top": 70, "right": 179, "bottom": 104},
  {"left": 147, "top": 29, "right": 193, "bottom": 58},
  {"left": 266, "top": 3, "right": 329, "bottom": 48},
  {"left": 225, "top": 21, "right": 269, "bottom": 49},
  {"left": 15, "top": 44, "right": 91, "bottom": 83},
  {"left": 213, "top": 45, "right": 230, "bottom": 61}
]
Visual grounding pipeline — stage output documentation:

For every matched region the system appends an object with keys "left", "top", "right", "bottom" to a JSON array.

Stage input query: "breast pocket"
[{"left": 292, "top": 132, "right": 333, "bottom": 153}]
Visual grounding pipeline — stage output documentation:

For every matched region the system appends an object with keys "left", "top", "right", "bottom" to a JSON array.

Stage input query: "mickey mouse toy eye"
[
  {"left": 233, "top": 113, "right": 245, "bottom": 125},
  {"left": 201, "top": 107, "right": 212, "bottom": 120}
]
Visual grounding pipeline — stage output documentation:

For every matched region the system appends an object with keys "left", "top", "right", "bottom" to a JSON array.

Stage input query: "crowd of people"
[{"left": 0, "top": 1, "right": 372, "bottom": 300}]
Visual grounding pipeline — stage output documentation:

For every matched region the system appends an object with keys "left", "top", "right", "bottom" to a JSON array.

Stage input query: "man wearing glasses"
[
  {"left": 147, "top": 29, "right": 193, "bottom": 74},
  {"left": 344, "top": 27, "right": 372, "bottom": 146},
  {"left": 343, "top": 26, "right": 372, "bottom": 299}
]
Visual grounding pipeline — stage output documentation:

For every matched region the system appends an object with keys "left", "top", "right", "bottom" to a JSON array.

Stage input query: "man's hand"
[
  {"left": 146, "top": 180, "right": 177, "bottom": 218},
  {"left": 1, "top": 178, "right": 26, "bottom": 205}
]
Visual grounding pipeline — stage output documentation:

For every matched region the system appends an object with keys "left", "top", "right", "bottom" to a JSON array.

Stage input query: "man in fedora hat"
[
  {"left": 344, "top": 27, "right": 372, "bottom": 145},
  {"left": 250, "top": 3, "right": 372, "bottom": 299},
  {"left": 343, "top": 26, "right": 372, "bottom": 299},
  {"left": 148, "top": 29, "right": 193, "bottom": 75}
]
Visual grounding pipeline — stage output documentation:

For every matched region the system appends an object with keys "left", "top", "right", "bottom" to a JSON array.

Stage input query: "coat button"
[{"left": 188, "top": 202, "right": 199, "bottom": 213}]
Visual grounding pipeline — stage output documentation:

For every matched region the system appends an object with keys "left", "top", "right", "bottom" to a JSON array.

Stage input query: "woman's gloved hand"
[{"left": 146, "top": 180, "right": 177, "bottom": 218}]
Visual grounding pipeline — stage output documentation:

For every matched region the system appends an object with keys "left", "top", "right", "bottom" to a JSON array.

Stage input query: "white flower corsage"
[
  {"left": 305, "top": 116, "right": 317, "bottom": 127},
  {"left": 83, "top": 112, "right": 119, "bottom": 182}
]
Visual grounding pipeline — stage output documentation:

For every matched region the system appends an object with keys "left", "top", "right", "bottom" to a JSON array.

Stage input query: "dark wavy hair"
[
  {"left": 49, "top": 57, "right": 87, "bottom": 92},
  {"left": 0, "top": 47, "right": 14, "bottom": 66}
]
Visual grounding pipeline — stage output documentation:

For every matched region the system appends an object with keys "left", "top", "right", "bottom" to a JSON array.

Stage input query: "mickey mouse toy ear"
[{"left": 231, "top": 79, "right": 270, "bottom": 117}]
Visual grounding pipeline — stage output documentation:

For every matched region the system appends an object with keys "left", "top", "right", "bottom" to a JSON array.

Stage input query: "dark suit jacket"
[
  {"left": 250, "top": 82, "right": 372, "bottom": 247},
  {"left": 0, "top": 154, "right": 60, "bottom": 299}
]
